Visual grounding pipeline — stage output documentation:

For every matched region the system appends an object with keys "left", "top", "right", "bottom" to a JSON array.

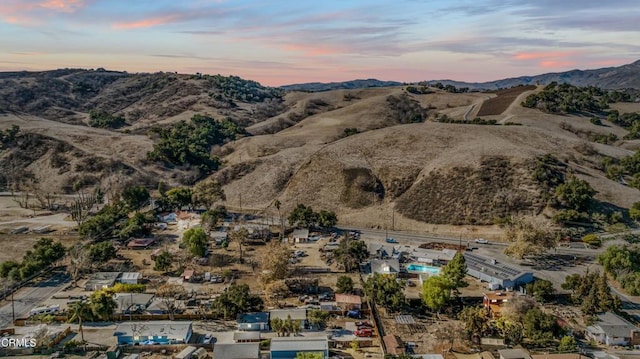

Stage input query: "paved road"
[{"left": 0, "top": 272, "right": 70, "bottom": 329}]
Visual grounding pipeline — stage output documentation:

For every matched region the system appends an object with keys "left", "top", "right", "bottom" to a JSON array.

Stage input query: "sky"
[{"left": 0, "top": 0, "right": 639, "bottom": 86}]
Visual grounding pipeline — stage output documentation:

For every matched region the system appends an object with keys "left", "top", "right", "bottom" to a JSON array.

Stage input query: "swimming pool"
[{"left": 406, "top": 264, "right": 441, "bottom": 274}]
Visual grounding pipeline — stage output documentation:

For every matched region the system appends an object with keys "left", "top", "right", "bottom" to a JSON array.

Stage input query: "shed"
[
  {"left": 119, "top": 272, "right": 141, "bottom": 284},
  {"left": 335, "top": 294, "right": 362, "bottom": 310},
  {"left": 233, "top": 331, "right": 261, "bottom": 343},
  {"left": 270, "top": 336, "right": 329, "bottom": 359},
  {"left": 127, "top": 238, "right": 156, "bottom": 249},
  {"left": 84, "top": 272, "right": 120, "bottom": 291},
  {"left": 292, "top": 229, "right": 309, "bottom": 243},
  {"left": 183, "top": 269, "right": 195, "bottom": 282},
  {"left": 237, "top": 312, "right": 269, "bottom": 331},
  {"left": 174, "top": 346, "right": 197, "bottom": 359},
  {"left": 213, "top": 343, "right": 259, "bottom": 359},
  {"left": 383, "top": 334, "right": 404, "bottom": 355}
]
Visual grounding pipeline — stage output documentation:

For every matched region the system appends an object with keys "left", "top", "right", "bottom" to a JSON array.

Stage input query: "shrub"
[{"left": 582, "top": 234, "right": 601, "bottom": 247}]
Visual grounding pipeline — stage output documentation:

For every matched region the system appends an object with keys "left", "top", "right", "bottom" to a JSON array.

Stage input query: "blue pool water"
[{"left": 406, "top": 264, "right": 441, "bottom": 274}]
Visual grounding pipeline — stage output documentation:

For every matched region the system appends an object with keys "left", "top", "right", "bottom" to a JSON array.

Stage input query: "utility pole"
[
  {"left": 11, "top": 290, "right": 15, "bottom": 322},
  {"left": 392, "top": 208, "right": 395, "bottom": 231}
]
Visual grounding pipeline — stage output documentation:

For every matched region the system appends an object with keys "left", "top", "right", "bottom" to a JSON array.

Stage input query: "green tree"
[
  {"left": 307, "top": 309, "right": 330, "bottom": 330},
  {"left": 492, "top": 317, "right": 524, "bottom": 345},
  {"left": 67, "top": 300, "right": 92, "bottom": 343},
  {"left": 336, "top": 275, "right": 354, "bottom": 294},
  {"left": 630, "top": 202, "right": 640, "bottom": 221},
  {"left": 522, "top": 307, "right": 563, "bottom": 345},
  {"left": 201, "top": 206, "right": 226, "bottom": 234},
  {"left": 316, "top": 210, "right": 338, "bottom": 228},
  {"left": 364, "top": 273, "right": 406, "bottom": 312},
  {"left": 440, "top": 252, "right": 468, "bottom": 292},
  {"left": 229, "top": 227, "right": 248, "bottom": 263},
  {"left": 166, "top": 187, "right": 193, "bottom": 210},
  {"left": 296, "top": 353, "right": 323, "bottom": 359},
  {"left": 334, "top": 239, "right": 369, "bottom": 273},
  {"left": 558, "top": 335, "right": 578, "bottom": 352},
  {"left": 89, "top": 289, "right": 117, "bottom": 321},
  {"left": 154, "top": 251, "right": 173, "bottom": 272},
  {"left": 212, "top": 284, "right": 263, "bottom": 320},
  {"left": 88, "top": 242, "right": 116, "bottom": 262},
  {"left": 458, "top": 306, "right": 489, "bottom": 343},
  {"left": 121, "top": 185, "right": 150, "bottom": 212},
  {"left": 525, "top": 279, "right": 555, "bottom": 303},
  {"left": 193, "top": 179, "right": 225, "bottom": 210},
  {"left": 288, "top": 204, "right": 316, "bottom": 228},
  {"left": 182, "top": 227, "right": 208, "bottom": 257},
  {"left": 421, "top": 275, "right": 451, "bottom": 317},
  {"left": 555, "top": 177, "right": 596, "bottom": 212}
]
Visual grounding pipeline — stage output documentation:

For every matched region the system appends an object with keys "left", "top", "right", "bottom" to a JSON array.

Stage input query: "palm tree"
[
  {"left": 67, "top": 301, "right": 91, "bottom": 344},
  {"left": 273, "top": 200, "right": 284, "bottom": 241}
]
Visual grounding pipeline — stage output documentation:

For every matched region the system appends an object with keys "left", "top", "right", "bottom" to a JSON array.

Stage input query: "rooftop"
[
  {"left": 587, "top": 312, "right": 640, "bottom": 338},
  {"left": 213, "top": 343, "right": 259, "bottom": 359},
  {"left": 531, "top": 355, "right": 590, "bottom": 359},
  {"left": 270, "top": 308, "right": 307, "bottom": 321},
  {"left": 114, "top": 321, "right": 192, "bottom": 339},
  {"left": 120, "top": 272, "right": 141, "bottom": 281},
  {"left": 383, "top": 334, "right": 404, "bottom": 355},
  {"left": 484, "top": 292, "right": 517, "bottom": 301},
  {"left": 234, "top": 331, "right": 261, "bottom": 341},
  {"left": 114, "top": 293, "right": 154, "bottom": 312},
  {"left": 237, "top": 312, "right": 269, "bottom": 324},
  {"left": 464, "top": 253, "right": 529, "bottom": 281},
  {"left": 127, "top": 238, "right": 156, "bottom": 248},
  {"left": 371, "top": 259, "right": 400, "bottom": 274},
  {"left": 292, "top": 229, "right": 310, "bottom": 238},
  {"left": 498, "top": 349, "right": 532, "bottom": 359},
  {"left": 406, "top": 247, "right": 457, "bottom": 262},
  {"left": 270, "top": 336, "right": 329, "bottom": 352},
  {"left": 335, "top": 294, "right": 362, "bottom": 305}
]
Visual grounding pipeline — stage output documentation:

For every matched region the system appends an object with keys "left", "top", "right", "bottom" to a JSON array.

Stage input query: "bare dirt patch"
[{"left": 477, "top": 85, "right": 537, "bottom": 116}]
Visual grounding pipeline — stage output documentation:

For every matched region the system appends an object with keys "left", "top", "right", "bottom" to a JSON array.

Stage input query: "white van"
[{"left": 29, "top": 305, "right": 60, "bottom": 316}]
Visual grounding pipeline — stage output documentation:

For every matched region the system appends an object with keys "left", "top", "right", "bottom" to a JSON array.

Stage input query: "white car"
[{"left": 475, "top": 238, "right": 489, "bottom": 244}]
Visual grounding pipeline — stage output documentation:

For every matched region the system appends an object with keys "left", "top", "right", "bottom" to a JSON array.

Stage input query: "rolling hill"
[{"left": 1, "top": 66, "right": 640, "bottom": 235}]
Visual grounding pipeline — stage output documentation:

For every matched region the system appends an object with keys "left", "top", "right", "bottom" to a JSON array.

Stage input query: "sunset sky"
[{"left": 1, "top": 0, "right": 638, "bottom": 86}]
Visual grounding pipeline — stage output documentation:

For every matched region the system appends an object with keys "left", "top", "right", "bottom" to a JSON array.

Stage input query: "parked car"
[
  {"left": 356, "top": 321, "right": 373, "bottom": 328},
  {"left": 347, "top": 310, "right": 361, "bottom": 319},
  {"left": 386, "top": 237, "right": 398, "bottom": 243},
  {"left": 475, "top": 238, "right": 489, "bottom": 244},
  {"left": 355, "top": 328, "right": 373, "bottom": 337},
  {"left": 318, "top": 292, "right": 334, "bottom": 301},
  {"left": 203, "top": 334, "right": 213, "bottom": 344}
]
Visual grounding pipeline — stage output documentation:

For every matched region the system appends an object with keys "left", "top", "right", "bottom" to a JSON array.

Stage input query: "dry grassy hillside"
[{"left": 1, "top": 70, "right": 639, "bottom": 230}]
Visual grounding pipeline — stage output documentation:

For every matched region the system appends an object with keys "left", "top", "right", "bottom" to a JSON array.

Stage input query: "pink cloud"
[
  {"left": 539, "top": 60, "right": 577, "bottom": 68},
  {"left": 0, "top": 0, "right": 85, "bottom": 25},
  {"left": 113, "top": 16, "right": 177, "bottom": 30},
  {"left": 281, "top": 43, "right": 343, "bottom": 56},
  {"left": 513, "top": 51, "right": 575, "bottom": 60}
]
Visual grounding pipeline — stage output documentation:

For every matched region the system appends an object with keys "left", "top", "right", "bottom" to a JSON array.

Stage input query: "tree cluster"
[
  {"left": 521, "top": 83, "right": 623, "bottom": 114},
  {"left": 0, "top": 238, "right": 65, "bottom": 281},
  {"left": 525, "top": 279, "right": 555, "bottom": 303},
  {"left": 271, "top": 315, "right": 302, "bottom": 337},
  {"left": 146, "top": 114, "right": 244, "bottom": 173},
  {"left": 386, "top": 94, "right": 429, "bottom": 124},
  {"left": 287, "top": 204, "right": 338, "bottom": 228},
  {"left": 503, "top": 216, "right": 558, "bottom": 259},
  {"left": 364, "top": 273, "right": 406, "bottom": 312},
  {"left": 78, "top": 201, "right": 128, "bottom": 240},
  {"left": 607, "top": 111, "right": 640, "bottom": 139},
  {"left": 211, "top": 284, "right": 263, "bottom": 319},
  {"left": 597, "top": 245, "right": 640, "bottom": 295},
  {"left": 562, "top": 270, "right": 620, "bottom": 314},
  {"left": 334, "top": 239, "right": 368, "bottom": 273},
  {"left": 206, "top": 74, "right": 284, "bottom": 103},
  {"left": 0, "top": 125, "right": 20, "bottom": 149},
  {"left": 602, "top": 150, "right": 640, "bottom": 190},
  {"left": 182, "top": 227, "right": 208, "bottom": 257},
  {"left": 88, "top": 109, "right": 125, "bottom": 129}
]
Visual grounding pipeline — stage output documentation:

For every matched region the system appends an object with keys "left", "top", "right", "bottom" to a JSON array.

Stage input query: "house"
[
  {"left": 114, "top": 293, "right": 154, "bottom": 314},
  {"left": 145, "top": 299, "right": 168, "bottom": 315},
  {"left": 531, "top": 355, "right": 590, "bottom": 359},
  {"left": 464, "top": 253, "right": 534, "bottom": 289},
  {"left": 127, "top": 238, "right": 156, "bottom": 249},
  {"left": 233, "top": 331, "right": 261, "bottom": 343},
  {"left": 335, "top": 294, "right": 362, "bottom": 311},
  {"left": 404, "top": 247, "right": 457, "bottom": 265},
  {"left": 371, "top": 259, "right": 400, "bottom": 276},
  {"left": 383, "top": 334, "right": 405, "bottom": 355},
  {"left": 586, "top": 312, "right": 640, "bottom": 346},
  {"left": 183, "top": 269, "right": 195, "bottom": 282},
  {"left": 498, "top": 349, "right": 532, "bottom": 359},
  {"left": 119, "top": 272, "right": 142, "bottom": 284},
  {"left": 237, "top": 312, "right": 269, "bottom": 331},
  {"left": 368, "top": 243, "right": 398, "bottom": 259},
  {"left": 269, "top": 309, "right": 307, "bottom": 326},
  {"left": 483, "top": 292, "right": 517, "bottom": 318},
  {"left": 270, "top": 336, "right": 329, "bottom": 359},
  {"left": 291, "top": 229, "right": 309, "bottom": 243},
  {"left": 114, "top": 321, "right": 192, "bottom": 345},
  {"left": 213, "top": 343, "right": 259, "bottom": 359},
  {"left": 157, "top": 212, "right": 177, "bottom": 223},
  {"left": 174, "top": 346, "right": 197, "bottom": 359},
  {"left": 84, "top": 272, "right": 121, "bottom": 291}
]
